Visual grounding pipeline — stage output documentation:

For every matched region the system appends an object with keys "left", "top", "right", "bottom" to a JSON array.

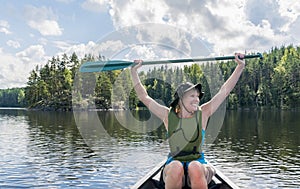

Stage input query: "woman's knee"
[
  {"left": 188, "top": 161, "right": 206, "bottom": 179},
  {"left": 188, "top": 161, "right": 208, "bottom": 188},
  {"left": 165, "top": 161, "right": 184, "bottom": 175},
  {"left": 164, "top": 161, "right": 184, "bottom": 180}
]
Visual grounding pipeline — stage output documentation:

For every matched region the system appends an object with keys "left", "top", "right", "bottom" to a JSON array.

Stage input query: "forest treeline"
[
  {"left": 1, "top": 45, "right": 299, "bottom": 110},
  {"left": 0, "top": 88, "right": 25, "bottom": 107}
]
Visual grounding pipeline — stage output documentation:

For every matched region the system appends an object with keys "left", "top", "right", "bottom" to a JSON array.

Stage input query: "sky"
[{"left": 0, "top": 0, "right": 299, "bottom": 89}]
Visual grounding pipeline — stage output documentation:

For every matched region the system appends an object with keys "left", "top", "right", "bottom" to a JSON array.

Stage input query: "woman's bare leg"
[
  {"left": 188, "top": 161, "right": 207, "bottom": 189},
  {"left": 163, "top": 160, "right": 184, "bottom": 189}
]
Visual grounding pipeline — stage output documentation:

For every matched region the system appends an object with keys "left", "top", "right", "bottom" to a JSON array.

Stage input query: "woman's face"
[{"left": 180, "top": 89, "right": 200, "bottom": 112}]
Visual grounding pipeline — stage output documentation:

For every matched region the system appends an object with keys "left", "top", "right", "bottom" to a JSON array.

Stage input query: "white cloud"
[
  {"left": 55, "top": 0, "right": 75, "bottom": 3},
  {"left": 81, "top": 0, "right": 109, "bottom": 12},
  {"left": 28, "top": 19, "right": 63, "bottom": 36},
  {"left": 278, "top": 0, "right": 300, "bottom": 21},
  {"left": 54, "top": 40, "right": 126, "bottom": 59},
  {"left": 37, "top": 38, "right": 48, "bottom": 46},
  {"left": 94, "top": 40, "right": 125, "bottom": 56},
  {"left": 0, "top": 27, "right": 11, "bottom": 35},
  {"left": 24, "top": 5, "right": 63, "bottom": 36},
  {"left": 53, "top": 40, "right": 73, "bottom": 51},
  {"left": 6, "top": 40, "right": 21, "bottom": 49},
  {"left": 0, "top": 20, "right": 12, "bottom": 35},
  {"left": 0, "top": 20, "right": 9, "bottom": 28},
  {"left": 124, "top": 45, "right": 158, "bottom": 61},
  {"left": 105, "top": 0, "right": 299, "bottom": 55},
  {"left": 109, "top": 0, "right": 169, "bottom": 28},
  {"left": 278, "top": 0, "right": 300, "bottom": 32},
  {"left": 0, "top": 50, "right": 25, "bottom": 88},
  {"left": 245, "top": 0, "right": 286, "bottom": 30},
  {"left": 53, "top": 40, "right": 99, "bottom": 58},
  {"left": 16, "top": 45, "right": 47, "bottom": 64},
  {"left": 288, "top": 16, "right": 300, "bottom": 43},
  {"left": 0, "top": 45, "right": 49, "bottom": 89}
]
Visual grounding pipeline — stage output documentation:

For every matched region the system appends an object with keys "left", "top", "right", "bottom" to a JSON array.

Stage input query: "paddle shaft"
[{"left": 141, "top": 53, "right": 262, "bottom": 65}]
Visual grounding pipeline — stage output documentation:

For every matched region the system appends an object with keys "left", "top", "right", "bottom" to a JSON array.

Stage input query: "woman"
[{"left": 131, "top": 53, "right": 245, "bottom": 189}]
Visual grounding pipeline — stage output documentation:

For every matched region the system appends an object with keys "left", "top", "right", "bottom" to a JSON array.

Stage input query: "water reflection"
[
  {"left": 98, "top": 110, "right": 166, "bottom": 140},
  {"left": 210, "top": 110, "right": 300, "bottom": 188},
  {"left": 73, "top": 110, "right": 167, "bottom": 153}
]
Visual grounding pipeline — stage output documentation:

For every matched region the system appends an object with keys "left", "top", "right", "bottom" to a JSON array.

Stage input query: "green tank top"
[{"left": 168, "top": 109, "right": 203, "bottom": 162}]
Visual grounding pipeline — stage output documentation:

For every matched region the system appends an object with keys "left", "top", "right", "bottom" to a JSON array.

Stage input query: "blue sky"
[{"left": 0, "top": 0, "right": 299, "bottom": 89}]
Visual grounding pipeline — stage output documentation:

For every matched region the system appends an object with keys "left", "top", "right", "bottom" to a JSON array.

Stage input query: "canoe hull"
[{"left": 131, "top": 160, "right": 239, "bottom": 189}]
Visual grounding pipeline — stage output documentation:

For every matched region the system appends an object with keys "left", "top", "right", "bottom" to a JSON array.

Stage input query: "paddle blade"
[{"left": 79, "top": 60, "right": 133, "bottom": 72}]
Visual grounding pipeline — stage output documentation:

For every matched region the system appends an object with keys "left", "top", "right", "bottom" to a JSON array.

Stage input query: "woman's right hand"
[{"left": 132, "top": 59, "right": 143, "bottom": 71}]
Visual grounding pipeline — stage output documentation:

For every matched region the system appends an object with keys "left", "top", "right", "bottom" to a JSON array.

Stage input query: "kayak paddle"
[{"left": 79, "top": 53, "right": 263, "bottom": 73}]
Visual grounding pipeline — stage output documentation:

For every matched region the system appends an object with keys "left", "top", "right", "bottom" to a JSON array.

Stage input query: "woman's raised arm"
[
  {"left": 130, "top": 60, "right": 169, "bottom": 128},
  {"left": 201, "top": 53, "right": 246, "bottom": 119}
]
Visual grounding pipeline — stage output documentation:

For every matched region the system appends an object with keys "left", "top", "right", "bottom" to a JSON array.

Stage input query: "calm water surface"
[{"left": 0, "top": 108, "right": 299, "bottom": 188}]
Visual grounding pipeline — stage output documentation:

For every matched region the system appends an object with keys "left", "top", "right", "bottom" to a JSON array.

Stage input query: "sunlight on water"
[
  {"left": 205, "top": 110, "right": 300, "bottom": 189},
  {"left": 206, "top": 141, "right": 300, "bottom": 188}
]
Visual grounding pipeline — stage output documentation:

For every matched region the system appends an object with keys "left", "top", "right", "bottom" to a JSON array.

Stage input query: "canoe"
[{"left": 131, "top": 159, "right": 239, "bottom": 189}]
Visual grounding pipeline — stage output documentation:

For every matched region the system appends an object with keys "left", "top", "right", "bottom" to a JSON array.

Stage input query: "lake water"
[{"left": 0, "top": 108, "right": 299, "bottom": 188}]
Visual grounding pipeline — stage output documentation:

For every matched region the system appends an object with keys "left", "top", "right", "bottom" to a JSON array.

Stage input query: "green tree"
[{"left": 94, "top": 73, "right": 112, "bottom": 110}]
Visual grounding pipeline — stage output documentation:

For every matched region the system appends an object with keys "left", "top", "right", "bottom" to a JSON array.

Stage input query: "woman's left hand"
[
  {"left": 235, "top": 53, "right": 246, "bottom": 67},
  {"left": 132, "top": 59, "right": 143, "bottom": 71}
]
